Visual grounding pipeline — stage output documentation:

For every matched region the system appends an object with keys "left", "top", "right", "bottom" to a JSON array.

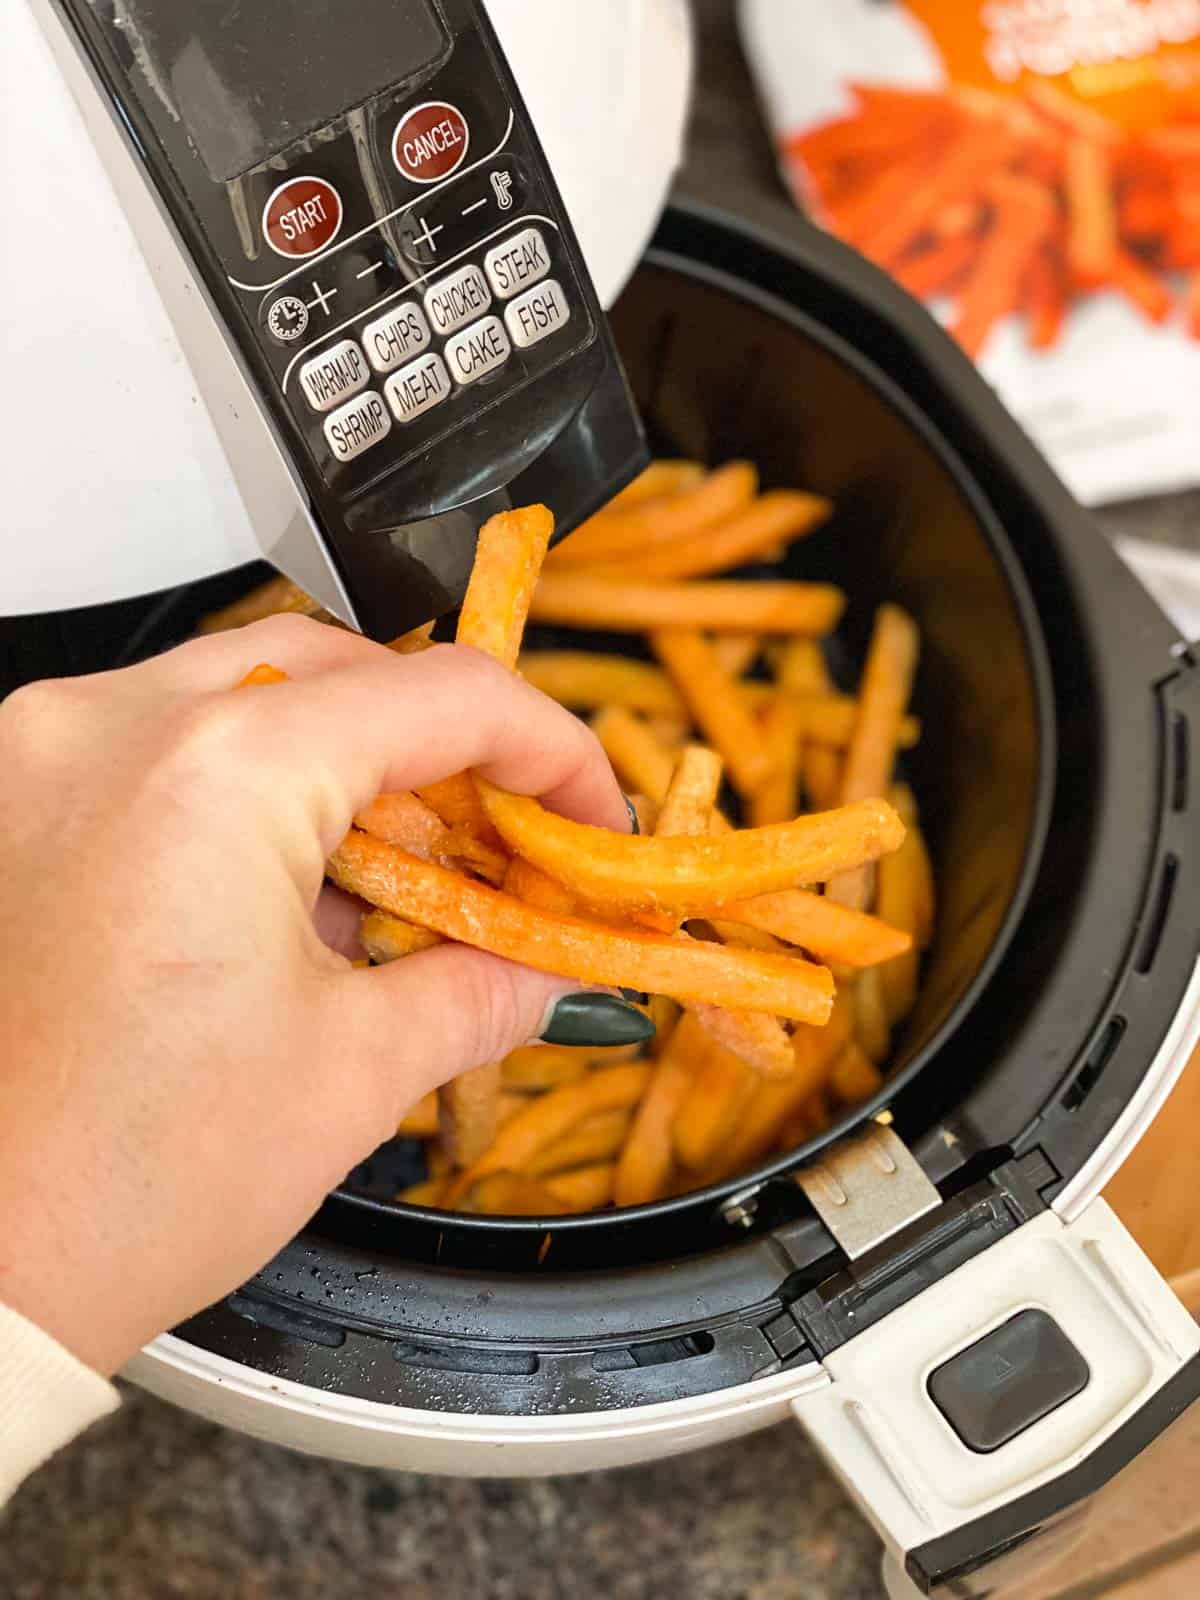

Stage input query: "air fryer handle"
[{"left": 789, "top": 1198, "right": 1200, "bottom": 1597}]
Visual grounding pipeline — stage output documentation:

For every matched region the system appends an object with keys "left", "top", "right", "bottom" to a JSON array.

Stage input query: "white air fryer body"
[{"left": 2, "top": 0, "right": 692, "bottom": 614}]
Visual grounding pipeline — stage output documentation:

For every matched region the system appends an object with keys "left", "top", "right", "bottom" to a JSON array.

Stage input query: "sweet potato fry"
[
  {"left": 237, "top": 663, "right": 289, "bottom": 687},
  {"left": 952, "top": 175, "right": 1057, "bottom": 357},
  {"left": 605, "top": 460, "right": 706, "bottom": 513},
  {"left": 328, "top": 832, "right": 838, "bottom": 1021},
  {"left": 1111, "top": 246, "right": 1173, "bottom": 322},
  {"left": 547, "top": 461, "right": 758, "bottom": 568},
  {"left": 546, "top": 1162, "right": 616, "bottom": 1211},
  {"left": 397, "top": 1092, "right": 439, "bottom": 1138},
  {"left": 712, "top": 887, "right": 911, "bottom": 968},
  {"left": 462, "top": 1171, "right": 572, "bottom": 1216},
  {"left": 655, "top": 746, "right": 724, "bottom": 845},
  {"left": 858, "top": 124, "right": 1017, "bottom": 266},
  {"left": 592, "top": 707, "right": 678, "bottom": 807},
  {"left": 527, "top": 1109, "right": 632, "bottom": 1176},
  {"left": 386, "top": 622, "right": 435, "bottom": 655},
  {"left": 1025, "top": 245, "right": 1068, "bottom": 350},
  {"left": 456, "top": 504, "right": 554, "bottom": 669},
  {"left": 475, "top": 783, "right": 903, "bottom": 913},
  {"left": 1023, "top": 80, "right": 1122, "bottom": 146},
  {"left": 1188, "top": 271, "right": 1200, "bottom": 339},
  {"left": 700, "top": 994, "right": 852, "bottom": 1181},
  {"left": 200, "top": 577, "right": 322, "bottom": 633},
  {"left": 613, "top": 1012, "right": 700, "bottom": 1206},
  {"left": 1065, "top": 137, "right": 1116, "bottom": 289},
  {"left": 689, "top": 1003, "right": 796, "bottom": 1080},
  {"left": 829, "top": 1041, "right": 885, "bottom": 1106},
  {"left": 827, "top": 605, "right": 919, "bottom": 910},
  {"left": 674, "top": 1030, "right": 758, "bottom": 1172},
  {"left": 854, "top": 967, "right": 892, "bottom": 1065},
  {"left": 741, "top": 685, "right": 921, "bottom": 748},
  {"left": 442, "top": 1063, "right": 652, "bottom": 1203},
  {"left": 530, "top": 576, "right": 846, "bottom": 636},
  {"left": 417, "top": 773, "right": 504, "bottom": 849},
  {"left": 501, "top": 1046, "right": 592, "bottom": 1092},
  {"left": 440, "top": 1060, "right": 502, "bottom": 1168},
  {"left": 398, "top": 1177, "right": 448, "bottom": 1208},
  {"left": 518, "top": 652, "right": 685, "bottom": 716},
  {"left": 711, "top": 634, "right": 762, "bottom": 678},
  {"left": 359, "top": 909, "right": 444, "bottom": 962},
  {"left": 804, "top": 745, "right": 843, "bottom": 812},
  {"left": 356, "top": 791, "right": 508, "bottom": 883},
  {"left": 876, "top": 784, "right": 936, "bottom": 1023},
  {"left": 502, "top": 854, "right": 577, "bottom": 914},
  {"left": 651, "top": 631, "right": 774, "bottom": 797},
  {"left": 584, "top": 492, "right": 831, "bottom": 583},
  {"left": 893, "top": 232, "right": 980, "bottom": 300},
  {"left": 774, "top": 638, "right": 833, "bottom": 696},
  {"left": 750, "top": 698, "right": 803, "bottom": 828}
]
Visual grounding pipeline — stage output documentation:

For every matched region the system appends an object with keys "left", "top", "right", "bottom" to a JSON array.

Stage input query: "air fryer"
[{"left": 3, "top": 199, "right": 1197, "bottom": 1597}]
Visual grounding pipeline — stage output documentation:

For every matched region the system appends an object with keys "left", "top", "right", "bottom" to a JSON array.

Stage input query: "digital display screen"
[{"left": 121, "top": 0, "right": 450, "bottom": 182}]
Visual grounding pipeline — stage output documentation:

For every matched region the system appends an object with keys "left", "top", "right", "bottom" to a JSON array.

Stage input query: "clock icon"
[{"left": 266, "top": 294, "right": 310, "bottom": 343}]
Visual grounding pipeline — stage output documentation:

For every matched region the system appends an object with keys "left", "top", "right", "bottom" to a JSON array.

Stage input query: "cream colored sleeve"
[{"left": 0, "top": 1301, "right": 120, "bottom": 1506}]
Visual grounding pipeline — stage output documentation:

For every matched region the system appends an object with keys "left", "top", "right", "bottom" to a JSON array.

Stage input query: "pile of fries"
[
  {"left": 785, "top": 79, "right": 1200, "bottom": 354},
  {"left": 208, "top": 460, "right": 934, "bottom": 1215}
]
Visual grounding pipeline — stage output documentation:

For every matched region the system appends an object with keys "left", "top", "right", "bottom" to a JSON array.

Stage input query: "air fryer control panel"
[{"left": 56, "top": 0, "right": 645, "bottom": 635}]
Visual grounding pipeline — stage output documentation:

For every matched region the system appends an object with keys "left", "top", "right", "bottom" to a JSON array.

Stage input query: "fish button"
[
  {"left": 504, "top": 279, "right": 571, "bottom": 350},
  {"left": 384, "top": 352, "right": 452, "bottom": 424},
  {"left": 423, "top": 263, "right": 492, "bottom": 338},
  {"left": 299, "top": 339, "right": 369, "bottom": 413},
  {"left": 361, "top": 302, "right": 431, "bottom": 374},
  {"left": 484, "top": 226, "right": 551, "bottom": 299},
  {"left": 444, "top": 315, "right": 511, "bottom": 387},
  {"left": 323, "top": 390, "right": 392, "bottom": 464}
]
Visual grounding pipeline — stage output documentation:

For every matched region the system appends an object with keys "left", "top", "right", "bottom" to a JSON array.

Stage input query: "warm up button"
[{"left": 504, "top": 280, "right": 571, "bottom": 350}]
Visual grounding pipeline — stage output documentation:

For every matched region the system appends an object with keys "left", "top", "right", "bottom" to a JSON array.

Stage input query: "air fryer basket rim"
[{"left": 342, "top": 219, "right": 1056, "bottom": 1234}]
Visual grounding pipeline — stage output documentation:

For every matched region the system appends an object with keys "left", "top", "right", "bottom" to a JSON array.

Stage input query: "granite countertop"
[{"left": 6, "top": 5, "right": 1197, "bottom": 1598}]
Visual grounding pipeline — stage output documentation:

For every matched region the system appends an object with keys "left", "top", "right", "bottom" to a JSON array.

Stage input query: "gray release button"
[
  {"left": 384, "top": 352, "right": 452, "bottom": 424},
  {"left": 444, "top": 315, "right": 511, "bottom": 387},
  {"left": 927, "top": 1310, "right": 1090, "bottom": 1455},
  {"left": 484, "top": 225, "right": 550, "bottom": 299},
  {"left": 298, "top": 338, "right": 369, "bottom": 413},
  {"left": 504, "top": 278, "right": 571, "bottom": 351},
  {"left": 323, "top": 389, "right": 392, "bottom": 463}
]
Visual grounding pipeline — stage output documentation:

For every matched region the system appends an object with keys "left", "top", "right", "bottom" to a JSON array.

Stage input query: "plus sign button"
[
  {"left": 261, "top": 176, "right": 343, "bottom": 259},
  {"left": 393, "top": 102, "right": 470, "bottom": 184}
]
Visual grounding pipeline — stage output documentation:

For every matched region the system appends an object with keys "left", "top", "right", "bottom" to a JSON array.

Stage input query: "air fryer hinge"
[
  {"left": 783, "top": 1159, "right": 1048, "bottom": 1361},
  {"left": 796, "top": 1124, "right": 940, "bottom": 1260}
]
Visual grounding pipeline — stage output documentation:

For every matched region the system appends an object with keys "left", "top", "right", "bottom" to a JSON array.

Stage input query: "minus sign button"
[
  {"left": 461, "top": 198, "right": 489, "bottom": 216},
  {"left": 356, "top": 260, "right": 385, "bottom": 279}
]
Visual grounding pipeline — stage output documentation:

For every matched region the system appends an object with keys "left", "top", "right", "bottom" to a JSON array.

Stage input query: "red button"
[
  {"left": 393, "top": 101, "right": 470, "bottom": 184},
  {"left": 261, "top": 176, "right": 343, "bottom": 259}
]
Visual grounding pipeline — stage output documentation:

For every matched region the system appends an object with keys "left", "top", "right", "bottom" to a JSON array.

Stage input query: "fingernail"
[
  {"left": 620, "top": 985, "right": 650, "bottom": 1005},
  {"left": 540, "top": 993, "right": 655, "bottom": 1047},
  {"left": 624, "top": 794, "right": 641, "bottom": 834}
]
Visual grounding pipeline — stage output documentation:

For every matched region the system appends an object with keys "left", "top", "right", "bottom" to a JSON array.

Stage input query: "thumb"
[{"left": 335, "top": 945, "right": 651, "bottom": 1126}]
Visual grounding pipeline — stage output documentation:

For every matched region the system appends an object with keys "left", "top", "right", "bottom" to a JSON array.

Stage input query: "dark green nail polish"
[
  {"left": 624, "top": 794, "right": 641, "bottom": 834},
  {"left": 540, "top": 993, "right": 655, "bottom": 1047},
  {"left": 620, "top": 986, "right": 650, "bottom": 1004}
]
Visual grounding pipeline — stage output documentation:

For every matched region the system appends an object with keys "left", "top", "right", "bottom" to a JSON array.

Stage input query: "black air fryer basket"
[{"left": 3, "top": 198, "right": 1197, "bottom": 1593}]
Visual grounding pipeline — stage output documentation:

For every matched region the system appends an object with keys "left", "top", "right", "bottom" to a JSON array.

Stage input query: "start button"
[
  {"left": 393, "top": 101, "right": 470, "bottom": 184},
  {"left": 261, "top": 176, "right": 343, "bottom": 259}
]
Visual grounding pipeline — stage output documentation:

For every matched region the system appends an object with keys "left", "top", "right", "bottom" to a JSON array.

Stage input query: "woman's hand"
[{"left": 0, "top": 618, "right": 632, "bottom": 1376}]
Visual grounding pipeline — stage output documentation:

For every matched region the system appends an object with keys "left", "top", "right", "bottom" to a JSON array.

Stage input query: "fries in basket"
[{"left": 217, "top": 461, "right": 936, "bottom": 1216}]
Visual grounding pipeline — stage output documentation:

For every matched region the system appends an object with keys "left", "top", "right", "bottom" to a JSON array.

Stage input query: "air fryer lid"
[{"left": 18, "top": 199, "right": 1192, "bottom": 1417}]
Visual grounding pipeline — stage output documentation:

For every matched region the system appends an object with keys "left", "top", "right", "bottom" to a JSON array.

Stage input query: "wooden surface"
[{"left": 1105, "top": 1042, "right": 1200, "bottom": 1294}]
